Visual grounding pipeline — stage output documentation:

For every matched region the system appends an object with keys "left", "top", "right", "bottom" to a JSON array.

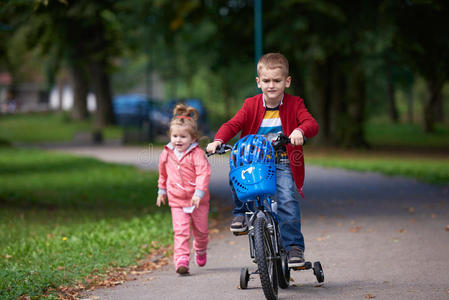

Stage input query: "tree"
[
  {"left": 384, "top": 0, "right": 449, "bottom": 132},
  {"left": 263, "top": 0, "right": 383, "bottom": 147},
  {"left": 11, "top": 0, "right": 124, "bottom": 126}
]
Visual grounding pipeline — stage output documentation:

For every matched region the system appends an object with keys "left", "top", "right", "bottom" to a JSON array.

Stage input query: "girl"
[{"left": 157, "top": 103, "right": 211, "bottom": 275}]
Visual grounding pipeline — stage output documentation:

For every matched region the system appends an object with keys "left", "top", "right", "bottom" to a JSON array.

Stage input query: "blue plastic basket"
[{"left": 229, "top": 135, "right": 276, "bottom": 201}]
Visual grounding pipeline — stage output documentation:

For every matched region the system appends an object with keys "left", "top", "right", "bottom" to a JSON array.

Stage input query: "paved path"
[{"left": 48, "top": 144, "right": 449, "bottom": 300}]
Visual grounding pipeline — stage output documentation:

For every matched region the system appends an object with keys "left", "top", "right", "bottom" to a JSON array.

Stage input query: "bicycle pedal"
[
  {"left": 291, "top": 261, "right": 312, "bottom": 271},
  {"left": 233, "top": 231, "right": 248, "bottom": 236}
]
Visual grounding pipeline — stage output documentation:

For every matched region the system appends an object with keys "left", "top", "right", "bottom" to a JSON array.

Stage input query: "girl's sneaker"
[
  {"left": 195, "top": 250, "right": 207, "bottom": 267},
  {"left": 176, "top": 256, "right": 189, "bottom": 275}
]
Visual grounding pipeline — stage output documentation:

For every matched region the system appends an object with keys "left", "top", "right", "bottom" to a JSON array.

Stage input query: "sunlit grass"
[
  {"left": 0, "top": 112, "right": 122, "bottom": 143},
  {"left": 365, "top": 121, "right": 449, "bottom": 148},
  {"left": 307, "top": 151, "right": 449, "bottom": 184}
]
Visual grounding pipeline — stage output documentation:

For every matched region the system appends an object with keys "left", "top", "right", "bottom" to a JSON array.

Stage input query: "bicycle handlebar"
[
  {"left": 206, "top": 133, "right": 307, "bottom": 157},
  {"left": 206, "top": 143, "right": 232, "bottom": 157}
]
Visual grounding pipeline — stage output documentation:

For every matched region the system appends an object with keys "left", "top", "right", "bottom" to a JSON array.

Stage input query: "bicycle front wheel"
[{"left": 254, "top": 216, "right": 278, "bottom": 300}]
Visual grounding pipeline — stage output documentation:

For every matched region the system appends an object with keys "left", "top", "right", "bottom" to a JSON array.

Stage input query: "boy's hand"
[
  {"left": 156, "top": 194, "right": 166, "bottom": 207},
  {"left": 191, "top": 195, "right": 201, "bottom": 208},
  {"left": 206, "top": 141, "right": 222, "bottom": 154},
  {"left": 289, "top": 129, "right": 305, "bottom": 146}
]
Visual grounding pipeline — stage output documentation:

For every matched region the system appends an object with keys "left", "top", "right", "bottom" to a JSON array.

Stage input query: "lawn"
[
  {"left": 365, "top": 121, "right": 449, "bottom": 148},
  {"left": 0, "top": 112, "right": 122, "bottom": 143},
  {"left": 304, "top": 121, "right": 449, "bottom": 185},
  {"left": 306, "top": 150, "right": 449, "bottom": 185},
  {"left": 0, "top": 147, "right": 172, "bottom": 299}
]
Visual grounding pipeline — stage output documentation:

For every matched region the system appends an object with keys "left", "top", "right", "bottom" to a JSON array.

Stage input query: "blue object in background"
[{"left": 112, "top": 95, "right": 209, "bottom": 138}]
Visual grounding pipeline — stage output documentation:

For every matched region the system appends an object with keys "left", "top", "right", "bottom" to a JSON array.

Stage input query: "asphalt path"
[{"left": 47, "top": 144, "right": 449, "bottom": 300}]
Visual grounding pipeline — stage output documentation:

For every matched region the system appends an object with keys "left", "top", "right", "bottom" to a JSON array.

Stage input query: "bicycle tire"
[
  {"left": 277, "top": 250, "right": 290, "bottom": 289},
  {"left": 254, "top": 216, "right": 278, "bottom": 300}
]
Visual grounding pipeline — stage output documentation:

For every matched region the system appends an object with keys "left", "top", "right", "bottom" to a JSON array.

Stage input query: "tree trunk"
[
  {"left": 386, "top": 66, "right": 399, "bottom": 123},
  {"left": 435, "top": 91, "right": 444, "bottom": 122},
  {"left": 308, "top": 61, "right": 331, "bottom": 146},
  {"left": 90, "top": 61, "right": 114, "bottom": 127},
  {"left": 336, "top": 65, "right": 368, "bottom": 148},
  {"left": 407, "top": 87, "right": 414, "bottom": 123},
  {"left": 424, "top": 79, "right": 444, "bottom": 132},
  {"left": 70, "top": 65, "right": 89, "bottom": 120}
]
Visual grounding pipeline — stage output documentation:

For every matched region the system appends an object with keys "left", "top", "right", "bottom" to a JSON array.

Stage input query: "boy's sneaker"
[
  {"left": 287, "top": 246, "right": 305, "bottom": 267},
  {"left": 230, "top": 215, "right": 248, "bottom": 233},
  {"left": 195, "top": 250, "right": 207, "bottom": 267},
  {"left": 176, "top": 256, "right": 189, "bottom": 275}
]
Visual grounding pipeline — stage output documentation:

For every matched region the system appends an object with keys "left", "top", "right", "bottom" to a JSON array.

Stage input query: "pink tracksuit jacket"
[
  {"left": 158, "top": 142, "right": 211, "bottom": 206},
  {"left": 158, "top": 142, "right": 211, "bottom": 266}
]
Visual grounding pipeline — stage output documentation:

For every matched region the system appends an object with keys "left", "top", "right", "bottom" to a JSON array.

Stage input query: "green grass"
[
  {"left": 307, "top": 152, "right": 449, "bottom": 185},
  {"left": 0, "top": 112, "right": 122, "bottom": 143},
  {"left": 365, "top": 121, "right": 449, "bottom": 148},
  {"left": 0, "top": 148, "right": 172, "bottom": 299}
]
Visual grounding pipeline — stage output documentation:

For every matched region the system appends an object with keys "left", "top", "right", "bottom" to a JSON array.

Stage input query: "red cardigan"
[{"left": 215, "top": 93, "right": 319, "bottom": 193}]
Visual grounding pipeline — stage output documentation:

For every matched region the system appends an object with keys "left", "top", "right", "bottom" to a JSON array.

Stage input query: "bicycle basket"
[{"left": 229, "top": 135, "right": 276, "bottom": 201}]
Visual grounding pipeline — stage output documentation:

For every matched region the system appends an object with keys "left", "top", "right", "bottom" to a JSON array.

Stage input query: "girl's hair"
[{"left": 169, "top": 103, "right": 200, "bottom": 140}]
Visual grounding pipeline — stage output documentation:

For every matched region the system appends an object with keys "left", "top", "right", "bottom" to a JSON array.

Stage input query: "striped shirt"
[{"left": 257, "top": 103, "right": 288, "bottom": 162}]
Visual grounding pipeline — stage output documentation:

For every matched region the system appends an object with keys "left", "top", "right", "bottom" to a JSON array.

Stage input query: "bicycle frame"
[{"left": 245, "top": 196, "right": 281, "bottom": 262}]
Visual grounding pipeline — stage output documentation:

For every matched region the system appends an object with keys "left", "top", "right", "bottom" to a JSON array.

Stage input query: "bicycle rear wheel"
[{"left": 254, "top": 216, "right": 278, "bottom": 300}]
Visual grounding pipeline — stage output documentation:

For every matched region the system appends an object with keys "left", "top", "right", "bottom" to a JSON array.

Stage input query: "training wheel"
[
  {"left": 313, "top": 261, "right": 324, "bottom": 283},
  {"left": 240, "top": 267, "right": 250, "bottom": 289}
]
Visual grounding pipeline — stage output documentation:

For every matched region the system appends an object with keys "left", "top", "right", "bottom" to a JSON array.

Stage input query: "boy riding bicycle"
[{"left": 206, "top": 53, "right": 318, "bottom": 267}]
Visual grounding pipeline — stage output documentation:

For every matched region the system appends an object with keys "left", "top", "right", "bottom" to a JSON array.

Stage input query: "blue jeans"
[{"left": 231, "top": 163, "right": 305, "bottom": 252}]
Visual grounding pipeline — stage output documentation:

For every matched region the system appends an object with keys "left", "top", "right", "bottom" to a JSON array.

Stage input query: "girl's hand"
[
  {"left": 156, "top": 194, "right": 166, "bottom": 207},
  {"left": 191, "top": 195, "right": 201, "bottom": 208},
  {"left": 289, "top": 129, "right": 304, "bottom": 146},
  {"left": 206, "top": 141, "right": 222, "bottom": 154}
]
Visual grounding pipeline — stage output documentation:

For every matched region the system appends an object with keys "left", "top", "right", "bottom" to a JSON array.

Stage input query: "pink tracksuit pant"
[{"left": 171, "top": 202, "right": 209, "bottom": 266}]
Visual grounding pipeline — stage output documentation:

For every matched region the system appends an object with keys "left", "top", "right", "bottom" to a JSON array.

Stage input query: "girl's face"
[{"left": 170, "top": 125, "right": 195, "bottom": 152}]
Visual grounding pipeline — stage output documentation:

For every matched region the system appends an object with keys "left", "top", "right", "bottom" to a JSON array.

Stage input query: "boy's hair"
[
  {"left": 257, "top": 53, "right": 289, "bottom": 77},
  {"left": 169, "top": 103, "right": 200, "bottom": 140}
]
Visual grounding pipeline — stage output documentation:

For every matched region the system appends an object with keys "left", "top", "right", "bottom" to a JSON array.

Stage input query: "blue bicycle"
[{"left": 208, "top": 134, "right": 324, "bottom": 300}]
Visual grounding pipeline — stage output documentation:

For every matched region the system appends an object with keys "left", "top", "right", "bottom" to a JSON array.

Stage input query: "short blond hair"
[
  {"left": 169, "top": 103, "right": 200, "bottom": 140},
  {"left": 257, "top": 53, "right": 289, "bottom": 77}
]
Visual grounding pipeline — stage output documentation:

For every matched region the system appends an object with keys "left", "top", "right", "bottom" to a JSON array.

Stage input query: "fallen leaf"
[
  {"left": 431, "top": 214, "right": 437, "bottom": 219},
  {"left": 409, "top": 207, "right": 415, "bottom": 214},
  {"left": 365, "top": 294, "right": 376, "bottom": 299},
  {"left": 209, "top": 228, "right": 220, "bottom": 234},
  {"left": 350, "top": 226, "right": 362, "bottom": 233},
  {"left": 398, "top": 228, "right": 406, "bottom": 233},
  {"left": 5, "top": 254, "right": 12, "bottom": 259},
  {"left": 228, "top": 241, "right": 236, "bottom": 245}
]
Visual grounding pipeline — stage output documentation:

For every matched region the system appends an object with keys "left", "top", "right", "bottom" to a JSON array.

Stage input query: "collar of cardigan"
[{"left": 262, "top": 93, "right": 284, "bottom": 108}]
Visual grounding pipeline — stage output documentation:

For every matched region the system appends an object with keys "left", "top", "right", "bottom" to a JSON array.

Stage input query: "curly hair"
[{"left": 169, "top": 103, "right": 200, "bottom": 140}]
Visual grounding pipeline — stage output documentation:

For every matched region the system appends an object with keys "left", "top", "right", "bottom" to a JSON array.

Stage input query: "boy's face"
[{"left": 256, "top": 67, "right": 291, "bottom": 105}]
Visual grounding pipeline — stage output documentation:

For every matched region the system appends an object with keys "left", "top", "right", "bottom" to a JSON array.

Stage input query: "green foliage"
[
  {"left": 0, "top": 147, "right": 172, "bottom": 299},
  {"left": 0, "top": 113, "right": 122, "bottom": 143}
]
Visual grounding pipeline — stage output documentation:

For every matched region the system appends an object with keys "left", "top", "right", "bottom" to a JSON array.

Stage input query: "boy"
[{"left": 206, "top": 53, "right": 318, "bottom": 267}]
